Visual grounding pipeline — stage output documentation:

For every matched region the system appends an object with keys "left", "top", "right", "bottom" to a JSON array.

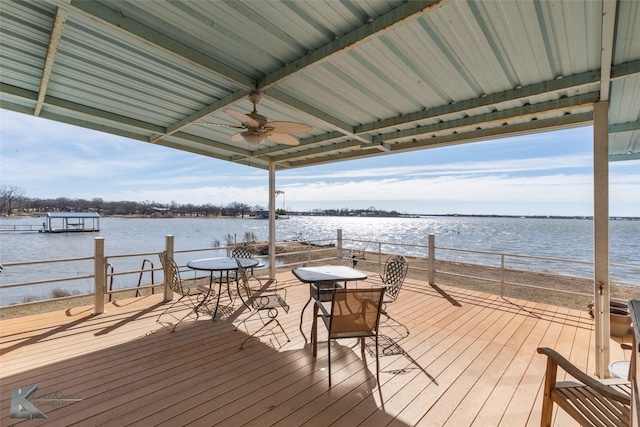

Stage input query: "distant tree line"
[
  {"left": 0, "top": 185, "right": 404, "bottom": 218},
  {"left": 0, "top": 185, "right": 263, "bottom": 217}
]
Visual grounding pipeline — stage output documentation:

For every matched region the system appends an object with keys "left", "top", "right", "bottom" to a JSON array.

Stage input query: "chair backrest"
[
  {"left": 382, "top": 255, "right": 408, "bottom": 302},
  {"left": 231, "top": 243, "right": 255, "bottom": 259},
  {"left": 328, "top": 288, "right": 385, "bottom": 338},
  {"left": 158, "top": 252, "right": 183, "bottom": 295}
]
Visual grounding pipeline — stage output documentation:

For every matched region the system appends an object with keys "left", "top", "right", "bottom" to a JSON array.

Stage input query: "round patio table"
[{"left": 187, "top": 257, "right": 259, "bottom": 320}]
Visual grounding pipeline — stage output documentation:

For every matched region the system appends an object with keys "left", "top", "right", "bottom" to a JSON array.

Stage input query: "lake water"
[{"left": 1, "top": 216, "right": 638, "bottom": 306}]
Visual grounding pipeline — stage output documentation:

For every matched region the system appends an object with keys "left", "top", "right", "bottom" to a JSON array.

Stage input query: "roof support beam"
[
  {"left": 285, "top": 149, "right": 376, "bottom": 168},
  {"left": 286, "top": 112, "right": 594, "bottom": 168},
  {"left": 263, "top": 60, "right": 639, "bottom": 160},
  {"left": 64, "top": 1, "right": 262, "bottom": 146},
  {"left": 152, "top": 138, "right": 257, "bottom": 166},
  {"left": 170, "top": 132, "right": 250, "bottom": 157},
  {"left": 388, "top": 113, "right": 593, "bottom": 153},
  {"left": 611, "top": 59, "right": 640, "bottom": 80},
  {"left": 353, "top": 61, "right": 637, "bottom": 137},
  {"left": 258, "top": 0, "right": 444, "bottom": 90},
  {"left": 66, "top": 0, "right": 256, "bottom": 89},
  {"left": 264, "top": 88, "right": 371, "bottom": 144},
  {"left": 609, "top": 120, "right": 640, "bottom": 133},
  {"left": 371, "top": 93, "right": 599, "bottom": 143},
  {"left": 270, "top": 140, "right": 362, "bottom": 163},
  {"left": 149, "top": 90, "right": 249, "bottom": 143},
  {"left": 65, "top": 0, "right": 385, "bottom": 147},
  {"left": 35, "top": 7, "right": 67, "bottom": 117},
  {"left": 1, "top": 83, "right": 166, "bottom": 133},
  {"left": 252, "top": 131, "right": 346, "bottom": 158},
  {"left": 356, "top": 70, "right": 600, "bottom": 134},
  {"left": 274, "top": 109, "right": 594, "bottom": 166},
  {"left": 598, "top": 0, "right": 618, "bottom": 101}
]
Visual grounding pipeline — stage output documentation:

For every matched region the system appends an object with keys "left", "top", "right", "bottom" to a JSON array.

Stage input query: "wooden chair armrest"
[{"left": 537, "top": 347, "right": 630, "bottom": 403}]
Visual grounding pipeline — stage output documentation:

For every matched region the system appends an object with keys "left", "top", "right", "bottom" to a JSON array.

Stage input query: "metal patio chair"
[
  {"left": 157, "top": 251, "right": 210, "bottom": 332},
  {"left": 378, "top": 255, "right": 409, "bottom": 309},
  {"left": 235, "top": 259, "right": 290, "bottom": 349},
  {"left": 312, "top": 287, "right": 385, "bottom": 387},
  {"left": 376, "top": 255, "right": 410, "bottom": 344},
  {"left": 231, "top": 242, "right": 264, "bottom": 284}
]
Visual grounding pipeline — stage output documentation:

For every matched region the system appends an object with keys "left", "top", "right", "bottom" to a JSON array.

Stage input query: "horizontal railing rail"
[{"left": 340, "top": 236, "right": 639, "bottom": 301}]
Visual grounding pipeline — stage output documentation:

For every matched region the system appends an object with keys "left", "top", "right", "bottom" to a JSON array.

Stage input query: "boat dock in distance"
[
  {"left": 41, "top": 212, "right": 100, "bottom": 233},
  {"left": 0, "top": 212, "right": 101, "bottom": 233}
]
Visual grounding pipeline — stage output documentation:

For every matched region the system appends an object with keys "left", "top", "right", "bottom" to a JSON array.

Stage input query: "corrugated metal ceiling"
[{"left": 1, "top": 0, "right": 638, "bottom": 169}]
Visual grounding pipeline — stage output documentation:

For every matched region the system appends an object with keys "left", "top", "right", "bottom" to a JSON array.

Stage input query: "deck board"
[{"left": 0, "top": 272, "right": 632, "bottom": 426}]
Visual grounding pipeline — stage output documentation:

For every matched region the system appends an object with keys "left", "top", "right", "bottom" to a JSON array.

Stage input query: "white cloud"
[{"left": 1, "top": 109, "right": 637, "bottom": 216}]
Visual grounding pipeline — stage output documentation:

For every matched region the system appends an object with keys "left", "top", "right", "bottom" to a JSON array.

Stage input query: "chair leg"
[
  {"left": 540, "top": 357, "right": 557, "bottom": 427},
  {"left": 375, "top": 334, "right": 380, "bottom": 385},
  {"left": 328, "top": 338, "right": 332, "bottom": 387},
  {"left": 238, "top": 313, "right": 290, "bottom": 349},
  {"left": 235, "top": 308, "right": 260, "bottom": 332},
  {"left": 157, "top": 296, "right": 200, "bottom": 332},
  {"left": 240, "top": 318, "right": 274, "bottom": 349}
]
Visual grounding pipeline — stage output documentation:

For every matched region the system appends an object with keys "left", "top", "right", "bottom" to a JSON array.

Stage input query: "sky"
[{"left": 1, "top": 109, "right": 638, "bottom": 217}]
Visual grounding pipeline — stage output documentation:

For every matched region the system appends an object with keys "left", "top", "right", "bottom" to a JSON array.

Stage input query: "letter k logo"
[{"left": 10, "top": 384, "right": 47, "bottom": 419}]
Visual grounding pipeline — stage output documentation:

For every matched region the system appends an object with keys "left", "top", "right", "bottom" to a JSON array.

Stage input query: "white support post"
[
  {"left": 164, "top": 234, "right": 174, "bottom": 301},
  {"left": 93, "top": 237, "right": 105, "bottom": 315},
  {"left": 268, "top": 163, "right": 276, "bottom": 279},
  {"left": 428, "top": 234, "right": 435, "bottom": 286},
  {"left": 337, "top": 229, "right": 343, "bottom": 265},
  {"left": 594, "top": 100, "right": 610, "bottom": 378}
]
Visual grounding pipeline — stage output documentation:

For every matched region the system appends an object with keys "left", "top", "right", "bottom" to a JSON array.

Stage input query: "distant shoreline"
[{"left": 4, "top": 213, "right": 638, "bottom": 221}]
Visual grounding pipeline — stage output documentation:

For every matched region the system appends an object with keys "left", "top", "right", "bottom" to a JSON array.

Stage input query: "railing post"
[
  {"left": 337, "top": 229, "right": 343, "bottom": 265},
  {"left": 93, "top": 237, "right": 105, "bottom": 315},
  {"left": 428, "top": 234, "right": 435, "bottom": 286},
  {"left": 500, "top": 254, "right": 505, "bottom": 298},
  {"left": 164, "top": 234, "right": 174, "bottom": 301}
]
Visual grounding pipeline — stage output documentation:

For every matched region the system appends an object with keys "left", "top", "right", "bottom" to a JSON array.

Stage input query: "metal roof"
[
  {"left": 46, "top": 212, "right": 100, "bottom": 218},
  {"left": 1, "top": 0, "right": 638, "bottom": 170}
]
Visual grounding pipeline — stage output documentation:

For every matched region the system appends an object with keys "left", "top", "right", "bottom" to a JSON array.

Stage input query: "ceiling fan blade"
[
  {"left": 230, "top": 132, "right": 245, "bottom": 142},
  {"left": 198, "top": 123, "right": 245, "bottom": 129},
  {"left": 265, "top": 121, "right": 311, "bottom": 134},
  {"left": 265, "top": 133, "right": 300, "bottom": 146},
  {"left": 225, "top": 108, "right": 259, "bottom": 127}
]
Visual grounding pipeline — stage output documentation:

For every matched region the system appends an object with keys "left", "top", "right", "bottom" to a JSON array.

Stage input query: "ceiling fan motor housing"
[{"left": 248, "top": 90, "right": 262, "bottom": 105}]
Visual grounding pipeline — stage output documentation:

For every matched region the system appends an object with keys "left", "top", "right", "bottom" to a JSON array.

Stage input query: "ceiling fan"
[{"left": 201, "top": 90, "right": 311, "bottom": 145}]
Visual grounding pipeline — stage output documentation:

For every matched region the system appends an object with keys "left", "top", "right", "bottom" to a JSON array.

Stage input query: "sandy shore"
[{"left": 2, "top": 244, "right": 638, "bottom": 320}]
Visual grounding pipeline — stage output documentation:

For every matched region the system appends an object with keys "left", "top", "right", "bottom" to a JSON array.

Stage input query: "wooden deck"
[{"left": 0, "top": 271, "right": 632, "bottom": 426}]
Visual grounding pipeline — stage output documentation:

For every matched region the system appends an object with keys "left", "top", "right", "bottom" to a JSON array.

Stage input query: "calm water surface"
[{"left": 1, "top": 216, "right": 638, "bottom": 305}]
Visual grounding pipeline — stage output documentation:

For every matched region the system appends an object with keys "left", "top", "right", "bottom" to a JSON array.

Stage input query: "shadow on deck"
[{"left": 0, "top": 271, "right": 632, "bottom": 426}]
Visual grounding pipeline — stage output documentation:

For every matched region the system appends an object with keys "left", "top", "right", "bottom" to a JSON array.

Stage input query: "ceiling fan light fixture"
[{"left": 242, "top": 131, "right": 264, "bottom": 145}]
